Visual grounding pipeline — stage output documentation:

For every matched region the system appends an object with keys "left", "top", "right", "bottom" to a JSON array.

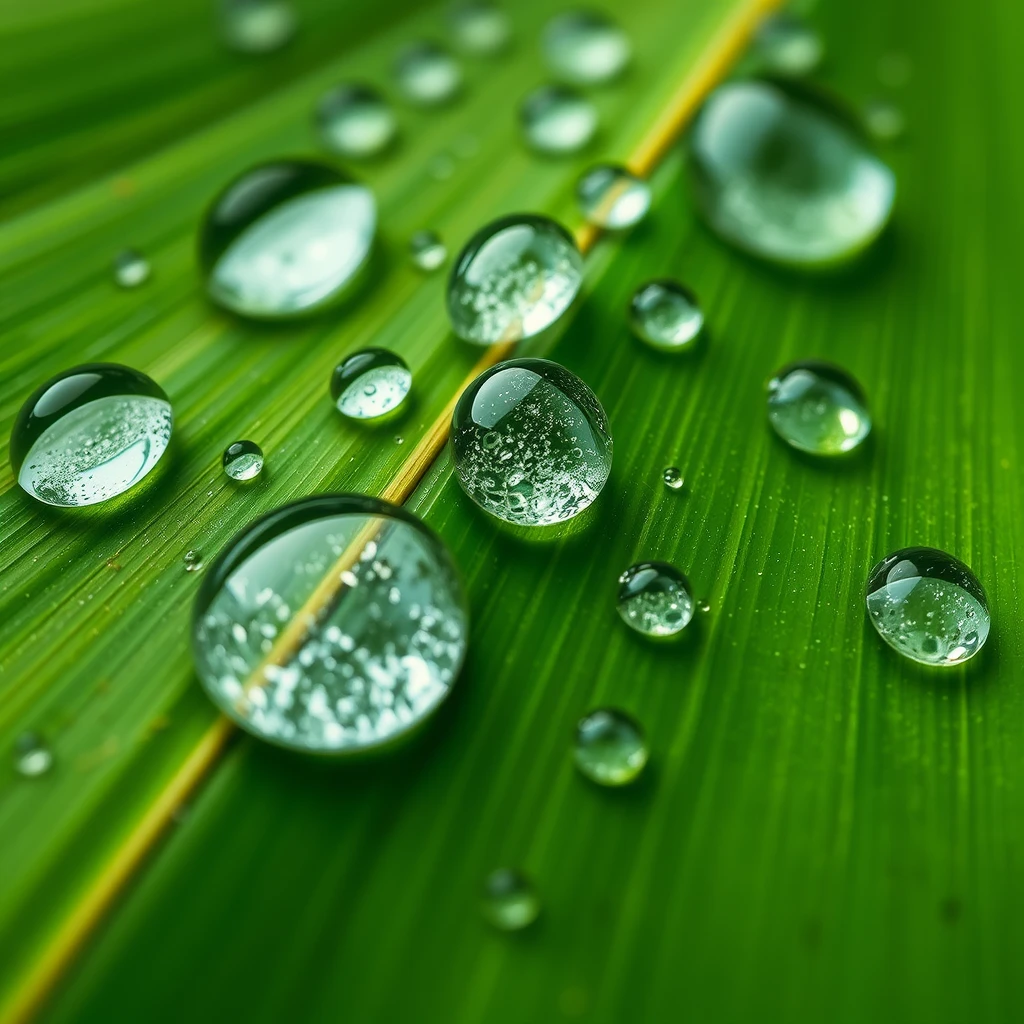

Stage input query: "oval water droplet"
[
  {"left": 13, "top": 732, "right": 53, "bottom": 779},
  {"left": 113, "top": 249, "right": 150, "bottom": 288},
  {"left": 662, "top": 466, "right": 684, "bottom": 490},
  {"left": 576, "top": 164, "right": 650, "bottom": 228},
  {"left": 223, "top": 439, "right": 264, "bottom": 481},
  {"left": 331, "top": 349, "right": 412, "bottom": 421},
  {"left": 409, "top": 229, "right": 447, "bottom": 272},
  {"left": 520, "top": 84, "right": 597, "bottom": 155},
  {"left": 542, "top": 10, "right": 631, "bottom": 85},
  {"left": 481, "top": 869, "right": 540, "bottom": 930},
  {"left": 220, "top": 0, "right": 296, "bottom": 54},
  {"left": 449, "top": 2, "right": 511, "bottom": 55},
  {"left": 617, "top": 562, "right": 694, "bottom": 638},
  {"left": 574, "top": 708, "right": 648, "bottom": 786},
  {"left": 184, "top": 549, "right": 204, "bottom": 573},
  {"left": 394, "top": 41, "right": 462, "bottom": 106},
  {"left": 317, "top": 84, "right": 397, "bottom": 159},
  {"left": 754, "top": 13, "right": 823, "bottom": 76},
  {"left": 629, "top": 280, "right": 704, "bottom": 352}
]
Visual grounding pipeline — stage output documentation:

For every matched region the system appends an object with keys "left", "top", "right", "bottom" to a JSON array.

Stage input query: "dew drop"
[
  {"left": 13, "top": 732, "right": 53, "bottom": 779},
  {"left": 629, "top": 280, "right": 704, "bottom": 352},
  {"left": 617, "top": 562, "right": 694, "bottom": 638},
  {"left": 331, "top": 349, "right": 412, "bottom": 421},
  {"left": 481, "top": 869, "right": 540, "bottom": 930},
  {"left": 863, "top": 98, "right": 906, "bottom": 141},
  {"left": 219, "top": 0, "right": 296, "bottom": 54},
  {"left": 574, "top": 708, "right": 648, "bottom": 786},
  {"left": 394, "top": 41, "right": 462, "bottom": 106},
  {"left": 317, "top": 84, "right": 397, "bottom": 159},
  {"left": 754, "top": 13, "right": 823, "bottom": 76},
  {"left": 662, "top": 466, "right": 684, "bottom": 490},
  {"left": 409, "top": 229, "right": 447, "bottom": 272},
  {"left": 449, "top": 2, "right": 511, "bottom": 55},
  {"left": 223, "top": 439, "right": 264, "bottom": 481},
  {"left": 184, "top": 550, "right": 204, "bottom": 573},
  {"left": 113, "top": 249, "right": 150, "bottom": 288},
  {"left": 576, "top": 164, "right": 650, "bottom": 228},
  {"left": 520, "top": 84, "right": 597, "bottom": 155},
  {"left": 542, "top": 10, "right": 631, "bottom": 85},
  {"left": 395, "top": 435, "right": 405, "bottom": 445}
]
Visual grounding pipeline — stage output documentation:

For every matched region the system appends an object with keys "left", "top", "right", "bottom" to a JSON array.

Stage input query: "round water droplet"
[
  {"left": 184, "top": 549, "right": 204, "bottom": 573},
  {"left": 394, "top": 41, "right": 462, "bottom": 106},
  {"left": 698, "top": 599, "right": 711, "bottom": 614},
  {"left": 662, "top": 466, "right": 684, "bottom": 490},
  {"left": 192, "top": 494, "right": 469, "bottom": 753},
  {"left": 13, "top": 732, "right": 53, "bottom": 778},
  {"left": 863, "top": 98, "right": 905, "bottom": 141},
  {"left": 447, "top": 214, "right": 583, "bottom": 344},
  {"left": 520, "top": 85, "right": 597, "bottom": 155},
  {"left": 574, "top": 708, "right": 647, "bottom": 786},
  {"left": 199, "top": 160, "right": 376, "bottom": 320},
  {"left": 617, "top": 562, "right": 694, "bottom": 638},
  {"left": 452, "top": 358, "right": 612, "bottom": 527},
  {"left": 629, "top": 280, "right": 704, "bottom": 352},
  {"left": 409, "top": 229, "right": 447, "bottom": 272},
  {"left": 866, "top": 547, "right": 990, "bottom": 667},
  {"left": 754, "top": 13, "right": 823, "bottom": 76},
  {"left": 542, "top": 10, "right": 631, "bottom": 85},
  {"left": 688, "top": 80, "right": 896, "bottom": 268},
  {"left": 449, "top": 2, "right": 511, "bottom": 55},
  {"left": 220, "top": 0, "right": 296, "bottom": 54},
  {"left": 481, "top": 869, "right": 540, "bottom": 930},
  {"left": 317, "top": 84, "right": 397, "bottom": 159},
  {"left": 223, "top": 439, "right": 264, "bottom": 481},
  {"left": 10, "top": 363, "right": 173, "bottom": 508},
  {"left": 767, "top": 361, "right": 871, "bottom": 455},
  {"left": 576, "top": 164, "right": 650, "bottom": 228},
  {"left": 331, "top": 349, "right": 412, "bottom": 421},
  {"left": 113, "top": 249, "right": 150, "bottom": 288}
]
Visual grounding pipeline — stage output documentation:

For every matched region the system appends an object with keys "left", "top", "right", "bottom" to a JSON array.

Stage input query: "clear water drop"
[
  {"left": 542, "top": 10, "right": 631, "bottom": 85},
  {"left": 452, "top": 358, "right": 612, "bottom": 527},
  {"left": 220, "top": 0, "right": 296, "bottom": 54},
  {"left": 576, "top": 164, "right": 650, "bottom": 228},
  {"left": 447, "top": 214, "right": 583, "bottom": 344},
  {"left": 395, "top": 435, "right": 405, "bottom": 445},
  {"left": 10, "top": 363, "right": 173, "bottom": 508},
  {"left": 481, "top": 869, "right": 540, "bottom": 930},
  {"left": 409, "top": 229, "right": 447, "bottom": 272},
  {"left": 184, "top": 550, "right": 204, "bottom": 573},
  {"left": 199, "top": 160, "right": 376, "bottom": 320},
  {"left": 617, "top": 562, "right": 694, "bottom": 638},
  {"left": 331, "top": 349, "right": 412, "bottom": 421},
  {"left": 520, "top": 84, "right": 597, "bottom": 155},
  {"left": 13, "top": 732, "right": 53, "bottom": 778},
  {"left": 767, "top": 361, "right": 871, "bottom": 455},
  {"left": 574, "top": 708, "right": 648, "bottom": 786},
  {"left": 629, "top": 280, "right": 704, "bottom": 352},
  {"left": 698, "top": 599, "right": 711, "bottom": 614},
  {"left": 394, "top": 41, "right": 462, "bottom": 106},
  {"left": 662, "top": 466, "right": 684, "bottom": 490},
  {"left": 688, "top": 80, "right": 896, "bottom": 268},
  {"left": 223, "top": 439, "right": 264, "bottom": 481},
  {"left": 863, "top": 98, "right": 905, "bottom": 141},
  {"left": 191, "top": 495, "right": 469, "bottom": 753},
  {"left": 754, "top": 13, "right": 823, "bottom": 76},
  {"left": 866, "top": 548, "right": 990, "bottom": 666},
  {"left": 113, "top": 249, "right": 150, "bottom": 288},
  {"left": 449, "top": 2, "right": 511, "bottom": 55},
  {"left": 317, "top": 84, "right": 397, "bottom": 159}
]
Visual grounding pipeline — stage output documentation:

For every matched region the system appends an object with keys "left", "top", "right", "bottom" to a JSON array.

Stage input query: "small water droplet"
[
  {"left": 754, "top": 13, "right": 823, "bottom": 75},
  {"left": 698, "top": 599, "right": 711, "bottom": 614},
  {"left": 223, "top": 439, "right": 264, "bottom": 481},
  {"left": 317, "top": 84, "right": 397, "bottom": 159},
  {"left": 13, "top": 732, "right": 53, "bottom": 778},
  {"left": 574, "top": 708, "right": 648, "bottom": 786},
  {"left": 629, "top": 280, "right": 704, "bottom": 352},
  {"left": 617, "top": 562, "right": 694, "bottom": 638},
  {"left": 331, "top": 349, "right": 412, "bottom": 421},
  {"left": 863, "top": 98, "right": 905, "bottom": 141},
  {"left": 220, "top": 0, "right": 296, "bottom": 54},
  {"left": 542, "top": 10, "right": 631, "bottom": 85},
  {"left": 394, "top": 435, "right": 405, "bottom": 445},
  {"left": 481, "top": 869, "right": 540, "bottom": 930},
  {"left": 576, "top": 164, "right": 650, "bottom": 228},
  {"left": 520, "top": 84, "right": 597, "bottom": 155},
  {"left": 394, "top": 41, "right": 462, "bottom": 106},
  {"left": 449, "top": 2, "right": 511, "bottom": 55},
  {"left": 662, "top": 466, "right": 684, "bottom": 490},
  {"left": 409, "top": 230, "right": 447, "bottom": 271},
  {"left": 184, "top": 550, "right": 204, "bottom": 572},
  {"left": 113, "top": 249, "right": 150, "bottom": 288}
]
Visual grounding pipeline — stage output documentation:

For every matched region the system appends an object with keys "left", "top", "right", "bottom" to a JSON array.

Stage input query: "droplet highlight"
[
  {"left": 220, "top": 0, "right": 296, "bottom": 54},
  {"left": 754, "top": 13, "right": 823, "bottom": 76},
  {"left": 331, "top": 349, "right": 412, "bottom": 422},
  {"left": 394, "top": 41, "right": 462, "bottom": 106},
  {"left": 576, "top": 164, "right": 650, "bottom": 228},
  {"left": 223, "top": 439, "right": 264, "bottom": 481},
  {"left": 542, "top": 10, "right": 631, "bottom": 85},
  {"left": 629, "top": 280, "right": 704, "bottom": 352},
  {"left": 520, "top": 84, "right": 597, "bottom": 155},
  {"left": 13, "top": 732, "right": 53, "bottom": 779},
  {"left": 113, "top": 249, "right": 150, "bottom": 288},
  {"left": 317, "top": 84, "right": 397, "bottom": 159},
  {"left": 574, "top": 708, "right": 648, "bottom": 786},
  {"left": 449, "top": 2, "right": 511, "bottom": 55},
  {"left": 481, "top": 869, "right": 540, "bottom": 930},
  {"left": 409, "top": 229, "right": 447, "bottom": 272},
  {"left": 617, "top": 562, "right": 694, "bottom": 638}
]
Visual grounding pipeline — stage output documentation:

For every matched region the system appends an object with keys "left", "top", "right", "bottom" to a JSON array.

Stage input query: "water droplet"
[
  {"left": 447, "top": 214, "right": 582, "bottom": 344},
  {"left": 481, "top": 869, "right": 540, "bottom": 930},
  {"left": 767, "top": 361, "right": 871, "bottom": 455},
  {"left": 409, "top": 229, "right": 447, "bottom": 272},
  {"left": 617, "top": 562, "right": 694, "bottom": 638},
  {"left": 877, "top": 51, "right": 912, "bottom": 88},
  {"left": 13, "top": 732, "right": 53, "bottom": 778},
  {"left": 220, "top": 0, "right": 296, "bottom": 54},
  {"left": 9, "top": 363, "right": 173, "bottom": 508},
  {"left": 191, "top": 495, "right": 469, "bottom": 753},
  {"left": 223, "top": 439, "right": 264, "bottom": 481},
  {"left": 629, "top": 280, "right": 704, "bottom": 352},
  {"left": 866, "top": 548, "right": 990, "bottom": 666},
  {"left": 394, "top": 41, "right": 462, "bottom": 106},
  {"left": 576, "top": 164, "right": 650, "bottom": 228},
  {"left": 317, "top": 84, "right": 397, "bottom": 159},
  {"left": 199, "top": 160, "right": 376, "bottom": 319},
  {"left": 113, "top": 249, "right": 150, "bottom": 288},
  {"left": 520, "top": 84, "right": 597, "bottom": 155},
  {"left": 662, "top": 466, "right": 684, "bottom": 490},
  {"left": 542, "top": 10, "right": 631, "bottom": 85},
  {"left": 184, "top": 550, "right": 204, "bottom": 573},
  {"left": 452, "top": 358, "right": 612, "bottom": 527},
  {"left": 863, "top": 98, "right": 905, "bottom": 141},
  {"left": 395, "top": 435, "right": 405, "bottom": 445},
  {"left": 574, "top": 708, "right": 647, "bottom": 786},
  {"left": 698, "top": 599, "right": 711, "bottom": 614},
  {"left": 688, "top": 80, "right": 895, "bottom": 268},
  {"left": 331, "top": 349, "right": 412, "bottom": 421},
  {"left": 754, "top": 13, "right": 823, "bottom": 76},
  {"left": 449, "top": 2, "right": 511, "bottom": 55}
]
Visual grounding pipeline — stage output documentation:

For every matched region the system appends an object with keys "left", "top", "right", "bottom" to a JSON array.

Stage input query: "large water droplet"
[
  {"left": 866, "top": 548, "right": 990, "bottom": 666},
  {"left": 447, "top": 214, "right": 583, "bottom": 344},
  {"left": 394, "top": 41, "right": 462, "bottom": 106},
  {"left": 317, "top": 84, "right": 397, "bottom": 159},
  {"left": 10, "top": 363, "right": 173, "bottom": 508},
  {"left": 754, "top": 13, "right": 823, "bottom": 76},
  {"left": 481, "top": 869, "right": 540, "bottom": 930},
  {"left": 220, "top": 0, "right": 296, "bottom": 54},
  {"left": 199, "top": 160, "right": 376, "bottom": 319},
  {"left": 542, "top": 10, "right": 631, "bottom": 85},
  {"left": 192, "top": 495, "right": 469, "bottom": 753},
  {"left": 13, "top": 732, "right": 53, "bottom": 778},
  {"left": 629, "top": 280, "right": 704, "bottom": 352},
  {"left": 113, "top": 249, "right": 150, "bottom": 288},
  {"left": 688, "top": 80, "right": 896, "bottom": 268},
  {"left": 409, "top": 229, "right": 447, "bottom": 272},
  {"left": 449, "top": 2, "right": 511, "bottom": 55},
  {"left": 617, "top": 562, "right": 694, "bottom": 638},
  {"left": 576, "top": 164, "right": 650, "bottom": 227},
  {"left": 574, "top": 708, "right": 648, "bottom": 786},
  {"left": 520, "top": 85, "right": 597, "bottom": 155},
  {"left": 331, "top": 349, "right": 412, "bottom": 421},
  {"left": 767, "top": 361, "right": 871, "bottom": 455},
  {"left": 452, "top": 358, "right": 612, "bottom": 526},
  {"left": 223, "top": 439, "right": 264, "bottom": 481}
]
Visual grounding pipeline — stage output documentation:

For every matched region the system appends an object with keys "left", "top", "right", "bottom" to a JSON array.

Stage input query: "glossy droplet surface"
[
  {"left": 317, "top": 84, "right": 397, "bottom": 159},
  {"left": 866, "top": 547, "right": 990, "bottom": 666},
  {"left": 688, "top": 80, "right": 896, "bottom": 268},
  {"left": 449, "top": 2, "right": 511, "bottom": 55},
  {"left": 409, "top": 229, "right": 447, "bottom": 272},
  {"left": 184, "top": 550, "right": 204, "bottom": 573},
  {"left": 447, "top": 214, "right": 582, "bottom": 344},
  {"left": 192, "top": 495, "right": 469, "bottom": 753},
  {"left": 452, "top": 358, "right": 612, "bottom": 526},
  {"left": 754, "top": 13, "right": 823, "bottom": 76},
  {"left": 482, "top": 869, "right": 540, "bottom": 930},
  {"left": 220, "top": 0, "right": 295, "bottom": 54},
  {"left": 331, "top": 349, "right": 412, "bottom": 421},
  {"left": 864, "top": 98, "right": 905, "bottom": 141},
  {"left": 223, "top": 439, "right": 264, "bottom": 481},
  {"left": 199, "top": 160, "right": 376, "bottom": 319},
  {"left": 662, "top": 466, "right": 684, "bottom": 490},
  {"left": 617, "top": 562, "right": 694, "bottom": 638},
  {"left": 576, "top": 164, "right": 650, "bottom": 228},
  {"left": 574, "top": 708, "right": 647, "bottom": 786},
  {"left": 394, "top": 42, "right": 462, "bottom": 106},
  {"left": 520, "top": 85, "right": 597, "bottom": 155},
  {"left": 10, "top": 363, "right": 173, "bottom": 508},
  {"left": 542, "top": 10, "right": 631, "bottom": 85},
  {"left": 629, "top": 280, "right": 704, "bottom": 352},
  {"left": 13, "top": 732, "right": 53, "bottom": 778},
  {"left": 113, "top": 249, "right": 150, "bottom": 288},
  {"left": 767, "top": 361, "right": 871, "bottom": 455}
]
